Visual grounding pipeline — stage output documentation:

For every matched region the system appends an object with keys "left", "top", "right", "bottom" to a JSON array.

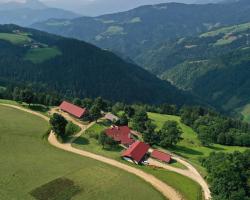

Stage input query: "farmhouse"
[
  {"left": 106, "top": 126, "right": 134, "bottom": 145},
  {"left": 59, "top": 101, "right": 87, "bottom": 118},
  {"left": 151, "top": 150, "right": 172, "bottom": 163},
  {"left": 122, "top": 141, "right": 150, "bottom": 164}
]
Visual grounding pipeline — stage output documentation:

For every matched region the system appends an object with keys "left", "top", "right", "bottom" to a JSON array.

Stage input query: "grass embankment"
[
  {"left": 148, "top": 112, "right": 249, "bottom": 174},
  {"left": 73, "top": 120, "right": 202, "bottom": 200},
  {"left": 0, "top": 105, "right": 165, "bottom": 200}
]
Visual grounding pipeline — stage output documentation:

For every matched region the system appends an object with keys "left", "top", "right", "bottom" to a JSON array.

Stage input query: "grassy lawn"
[
  {"left": 24, "top": 47, "right": 62, "bottom": 64},
  {"left": 73, "top": 121, "right": 203, "bottom": 200},
  {"left": 0, "top": 32, "right": 31, "bottom": 44},
  {"left": 0, "top": 105, "right": 165, "bottom": 200},
  {"left": 148, "top": 112, "right": 249, "bottom": 174}
]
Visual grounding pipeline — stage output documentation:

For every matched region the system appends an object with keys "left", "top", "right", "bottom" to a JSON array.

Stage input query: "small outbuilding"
[
  {"left": 104, "top": 113, "right": 119, "bottom": 122},
  {"left": 151, "top": 150, "right": 172, "bottom": 163},
  {"left": 122, "top": 141, "right": 150, "bottom": 164},
  {"left": 59, "top": 101, "right": 87, "bottom": 118}
]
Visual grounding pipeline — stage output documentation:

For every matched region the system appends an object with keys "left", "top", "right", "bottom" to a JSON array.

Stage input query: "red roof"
[
  {"left": 151, "top": 150, "right": 172, "bottom": 163},
  {"left": 59, "top": 101, "right": 86, "bottom": 118},
  {"left": 122, "top": 141, "right": 150, "bottom": 163},
  {"left": 106, "top": 126, "right": 134, "bottom": 145}
]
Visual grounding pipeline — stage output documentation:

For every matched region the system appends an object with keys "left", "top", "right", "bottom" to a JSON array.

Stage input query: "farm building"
[
  {"left": 59, "top": 101, "right": 87, "bottom": 118},
  {"left": 106, "top": 126, "right": 134, "bottom": 145},
  {"left": 151, "top": 150, "right": 172, "bottom": 163},
  {"left": 104, "top": 113, "right": 119, "bottom": 122},
  {"left": 122, "top": 141, "right": 150, "bottom": 164}
]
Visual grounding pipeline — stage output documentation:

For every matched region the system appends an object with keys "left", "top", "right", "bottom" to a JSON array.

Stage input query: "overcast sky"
[{"left": 0, "top": 0, "right": 213, "bottom": 16}]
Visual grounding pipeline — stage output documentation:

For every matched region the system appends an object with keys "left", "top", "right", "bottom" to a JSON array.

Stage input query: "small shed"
[
  {"left": 151, "top": 150, "right": 172, "bottom": 163},
  {"left": 104, "top": 113, "right": 119, "bottom": 122}
]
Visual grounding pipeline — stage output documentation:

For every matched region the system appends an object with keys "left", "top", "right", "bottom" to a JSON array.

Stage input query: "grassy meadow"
[
  {"left": 0, "top": 105, "right": 166, "bottom": 200},
  {"left": 24, "top": 47, "right": 62, "bottom": 64},
  {"left": 0, "top": 32, "right": 31, "bottom": 44},
  {"left": 148, "top": 112, "right": 249, "bottom": 173}
]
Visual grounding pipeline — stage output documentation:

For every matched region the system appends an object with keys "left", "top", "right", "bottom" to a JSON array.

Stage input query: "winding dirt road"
[{"left": 1, "top": 104, "right": 183, "bottom": 200}]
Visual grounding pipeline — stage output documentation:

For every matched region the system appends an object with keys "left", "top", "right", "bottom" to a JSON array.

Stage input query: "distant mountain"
[
  {"left": 0, "top": 24, "right": 193, "bottom": 105},
  {"left": 0, "top": 0, "right": 79, "bottom": 26},
  {"left": 32, "top": 0, "right": 250, "bottom": 74},
  {"left": 161, "top": 23, "right": 250, "bottom": 112}
]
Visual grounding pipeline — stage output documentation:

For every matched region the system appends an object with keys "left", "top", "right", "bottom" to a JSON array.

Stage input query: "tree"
[
  {"left": 131, "top": 108, "right": 149, "bottom": 132},
  {"left": 158, "top": 121, "right": 183, "bottom": 147},
  {"left": 12, "top": 87, "right": 21, "bottom": 101},
  {"left": 142, "top": 120, "right": 159, "bottom": 145},
  {"left": 98, "top": 131, "right": 118, "bottom": 149},
  {"left": 94, "top": 97, "right": 107, "bottom": 111},
  {"left": 73, "top": 98, "right": 82, "bottom": 106},
  {"left": 65, "top": 122, "right": 80, "bottom": 136},
  {"left": 89, "top": 105, "right": 102, "bottom": 122},
  {"left": 197, "top": 125, "right": 213, "bottom": 146},
  {"left": 81, "top": 98, "right": 93, "bottom": 109},
  {"left": 99, "top": 131, "right": 107, "bottom": 149},
  {"left": 20, "top": 89, "right": 34, "bottom": 106},
  {"left": 50, "top": 113, "right": 68, "bottom": 140},
  {"left": 116, "top": 113, "right": 128, "bottom": 126},
  {"left": 124, "top": 105, "right": 135, "bottom": 118}
]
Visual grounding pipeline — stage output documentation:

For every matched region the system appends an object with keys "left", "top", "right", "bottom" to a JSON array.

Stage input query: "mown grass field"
[
  {"left": 73, "top": 121, "right": 203, "bottom": 200},
  {"left": 0, "top": 32, "right": 31, "bottom": 44},
  {"left": 24, "top": 47, "right": 62, "bottom": 64},
  {"left": 148, "top": 112, "right": 249, "bottom": 173},
  {"left": 0, "top": 105, "right": 165, "bottom": 200}
]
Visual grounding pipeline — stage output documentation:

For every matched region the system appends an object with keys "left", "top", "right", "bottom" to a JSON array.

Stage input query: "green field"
[
  {"left": 148, "top": 112, "right": 249, "bottom": 173},
  {"left": 0, "top": 32, "right": 31, "bottom": 44},
  {"left": 24, "top": 47, "right": 62, "bottom": 64},
  {"left": 200, "top": 22, "right": 250, "bottom": 38},
  {"left": 240, "top": 104, "right": 250, "bottom": 122},
  {"left": 73, "top": 121, "right": 202, "bottom": 200},
  {"left": 0, "top": 105, "right": 166, "bottom": 200}
]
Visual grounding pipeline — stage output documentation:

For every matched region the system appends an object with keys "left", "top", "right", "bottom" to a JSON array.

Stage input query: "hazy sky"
[{"left": 0, "top": 0, "right": 213, "bottom": 16}]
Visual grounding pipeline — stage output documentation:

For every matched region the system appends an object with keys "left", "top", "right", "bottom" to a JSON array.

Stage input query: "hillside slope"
[
  {"left": 161, "top": 23, "right": 250, "bottom": 112},
  {"left": 32, "top": 0, "right": 250, "bottom": 73},
  {"left": 0, "top": 24, "right": 191, "bottom": 105}
]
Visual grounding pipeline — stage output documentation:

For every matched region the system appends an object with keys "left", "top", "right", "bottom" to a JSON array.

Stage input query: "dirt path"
[{"left": 1, "top": 104, "right": 183, "bottom": 200}]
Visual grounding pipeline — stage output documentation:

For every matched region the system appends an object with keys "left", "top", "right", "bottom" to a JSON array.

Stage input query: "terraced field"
[{"left": 0, "top": 105, "right": 165, "bottom": 200}]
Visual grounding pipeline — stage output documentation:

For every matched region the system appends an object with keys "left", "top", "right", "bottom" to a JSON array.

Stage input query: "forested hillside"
[
  {"left": 0, "top": 24, "right": 191, "bottom": 105},
  {"left": 32, "top": 0, "right": 250, "bottom": 73},
  {"left": 161, "top": 24, "right": 250, "bottom": 113}
]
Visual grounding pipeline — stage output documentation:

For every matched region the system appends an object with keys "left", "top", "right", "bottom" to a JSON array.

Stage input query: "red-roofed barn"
[
  {"left": 106, "top": 126, "right": 134, "bottom": 145},
  {"left": 151, "top": 150, "right": 172, "bottom": 163},
  {"left": 122, "top": 141, "right": 150, "bottom": 164},
  {"left": 59, "top": 101, "right": 87, "bottom": 118}
]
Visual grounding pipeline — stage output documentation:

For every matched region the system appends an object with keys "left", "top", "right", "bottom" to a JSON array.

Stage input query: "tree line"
[
  {"left": 202, "top": 151, "right": 250, "bottom": 200},
  {"left": 180, "top": 106, "right": 250, "bottom": 147}
]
